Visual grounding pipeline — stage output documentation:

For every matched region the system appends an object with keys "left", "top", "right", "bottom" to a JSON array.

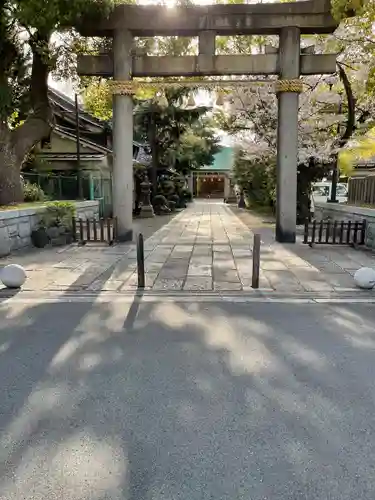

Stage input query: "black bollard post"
[
  {"left": 252, "top": 233, "right": 261, "bottom": 289},
  {"left": 137, "top": 233, "right": 145, "bottom": 289}
]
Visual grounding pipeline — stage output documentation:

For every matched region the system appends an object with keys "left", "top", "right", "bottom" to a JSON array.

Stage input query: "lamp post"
[{"left": 75, "top": 93, "right": 83, "bottom": 199}]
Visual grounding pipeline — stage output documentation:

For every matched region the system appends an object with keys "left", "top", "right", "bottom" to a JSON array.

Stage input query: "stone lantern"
[
  {"left": 140, "top": 175, "right": 155, "bottom": 218},
  {"left": 226, "top": 176, "right": 238, "bottom": 204}
]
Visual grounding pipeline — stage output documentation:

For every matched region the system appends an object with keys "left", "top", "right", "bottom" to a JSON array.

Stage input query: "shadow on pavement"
[
  {"left": 1, "top": 295, "right": 375, "bottom": 498},
  {"left": 122, "top": 290, "right": 144, "bottom": 333},
  {"left": 231, "top": 205, "right": 375, "bottom": 291},
  {"left": 133, "top": 211, "right": 181, "bottom": 242}
]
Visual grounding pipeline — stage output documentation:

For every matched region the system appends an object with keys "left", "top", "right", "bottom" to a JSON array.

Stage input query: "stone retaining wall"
[
  {"left": 0, "top": 200, "right": 99, "bottom": 257},
  {"left": 315, "top": 202, "right": 375, "bottom": 249}
]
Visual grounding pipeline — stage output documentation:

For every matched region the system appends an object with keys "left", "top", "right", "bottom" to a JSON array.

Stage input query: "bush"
[
  {"left": 168, "top": 200, "right": 176, "bottom": 212},
  {"left": 233, "top": 149, "right": 276, "bottom": 209},
  {"left": 159, "top": 180, "right": 175, "bottom": 197},
  {"left": 182, "top": 189, "right": 193, "bottom": 202},
  {"left": 152, "top": 194, "right": 168, "bottom": 207},
  {"left": 41, "top": 201, "right": 76, "bottom": 229},
  {"left": 23, "top": 182, "right": 45, "bottom": 202},
  {"left": 168, "top": 194, "right": 179, "bottom": 204}
]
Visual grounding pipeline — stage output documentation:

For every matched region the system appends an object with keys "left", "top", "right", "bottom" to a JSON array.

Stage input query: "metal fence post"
[
  {"left": 137, "top": 233, "right": 145, "bottom": 289},
  {"left": 361, "top": 219, "right": 367, "bottom": 246},
  {"left": 252, "top": 233, "right": 261, "bottom": 289}
]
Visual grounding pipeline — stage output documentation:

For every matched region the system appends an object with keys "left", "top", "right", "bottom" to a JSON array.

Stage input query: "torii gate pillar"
[
  {"left": 112, "top": 28, "right": 133, "bottom": 241},
  {"left": 276, "top": 27, "right": 301, "bottom": 243}
]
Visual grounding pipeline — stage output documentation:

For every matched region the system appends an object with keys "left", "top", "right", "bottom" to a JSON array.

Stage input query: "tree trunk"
[
  {"left": 0, "top": 32, "right": 52, "bottom": 206},
  {"left": 0, "top": 126, "right": 23, "bottom": 205},
  {"left": 150, "top": 116, "right": 158, "bottom": 197},
  {"left": 297, "top": 165, "right": 312, "bottom": 224}
]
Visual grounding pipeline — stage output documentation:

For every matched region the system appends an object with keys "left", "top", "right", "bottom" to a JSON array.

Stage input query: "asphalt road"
[{"left": 0, "top": 295, "right": 375, "bottom": 499}]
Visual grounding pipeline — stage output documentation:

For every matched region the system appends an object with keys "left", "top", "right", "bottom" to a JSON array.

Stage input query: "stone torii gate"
[{"left": 76, "top": 0, "right": 338, "bottom": 242}]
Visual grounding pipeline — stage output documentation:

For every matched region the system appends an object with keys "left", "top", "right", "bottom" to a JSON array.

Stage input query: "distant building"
[
  {"left": 35, "top": 87, "right": 150, "bottom": 175},
  {"left": 350, "top": 157, "right": 375, "bottom": 178},
  {"left": 30, "top": 88, "right": 150, "bottom": 214},
  {"left": 190, "top": 147, "right": 235, "bottom": 199}
]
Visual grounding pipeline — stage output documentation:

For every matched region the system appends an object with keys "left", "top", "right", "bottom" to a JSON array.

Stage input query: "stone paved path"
[{"left": 1, "top": 200, "right": 375, "bottom": 294}]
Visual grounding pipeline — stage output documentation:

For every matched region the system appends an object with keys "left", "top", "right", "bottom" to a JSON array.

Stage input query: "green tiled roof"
[{"left": 200, "top": 146, "right": 234, "bottom": 172}]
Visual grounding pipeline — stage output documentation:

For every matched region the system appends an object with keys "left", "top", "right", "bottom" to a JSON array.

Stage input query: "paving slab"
[
  {"left": 188, "top": 264, "right": 212, "bottom": 276},
  {"left": 183, "top": 277, "right": 213, "bottom": 291},
  {"left": 214, "top": 281, "right": 242, "bottom": 291},
  {"left": 153, "top": 278, "right": 184, "bottom": 291},
  {"left": 213, "top": 269, "right": 240, "bottom": 283}
]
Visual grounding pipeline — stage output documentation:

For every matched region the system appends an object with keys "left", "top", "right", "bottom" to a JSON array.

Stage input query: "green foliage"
[
  {"left": 167, "top": 200, "right": 176, "bottom": 212},
  {"left": 156, "top": 36, "right": 195, "bottom": 56},
  {"left": 168, "top": 193, "right": 180, "bottom": 204},
  {"left": 331, "top": 0, "right": 367, "bottom": 20},
  {"left": 83, "top": 82, "right": 112, "bottom": 121},
  {"left": 159, "top": 179, "right": 175, "bottom": 197},
  {"left": 0, "top": 0, "right": 111, "bottom": 121},
  {"left": 23, "top": 181, "right": 45, "bottom": 202},
  {"left": 163, "top": 173, "right": 187, "bottom": 208},
  {"left": 41, "top": 201, "right": 75, "bottom": 228},
  {"left": 83, "top": 75, "right": 220, "bottom": 178},
  {"left": 233, "top": 149, "right": 276, "bottom": 209},
  {"left": 338, "top": 127, "right": 375, "bottom": 171},
  {"left": 134, "top": 88, "right": 217, "bottom": 175},
  {"left": 152, "top": 194, "right": 168, "bottom": 207},
  {"left": 181, "top": 189, "right": 192, "bottom": 202},
  {"left": 15, "top": 0, "right": 112, "bottom": 35},
  {"left": 0, "top": 0, "right": 114, "bottom": 207},
  {"left": 0, "top": 2, "right": 31, "bottom": 123},
  {"left": 366, "top": 66, "right": 375, "bottom": 96},
  {"left": 167, "top": 123, "right": 222, "bottom": 174}
]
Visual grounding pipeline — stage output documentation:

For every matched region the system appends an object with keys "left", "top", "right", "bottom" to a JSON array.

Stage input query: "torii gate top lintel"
[{"left": 77, "top": 0, "right": 337, "bottom": 37}]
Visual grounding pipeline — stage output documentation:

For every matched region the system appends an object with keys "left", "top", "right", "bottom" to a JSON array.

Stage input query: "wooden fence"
[
  {"left": 348, "top": 176, "right": 375, "bottom": 206},
  {"left": 303, "top": 219, "right": 366, "bottom": 247},
  {"left": 72, "top": 217, "right": 118, "bottom": 245}
]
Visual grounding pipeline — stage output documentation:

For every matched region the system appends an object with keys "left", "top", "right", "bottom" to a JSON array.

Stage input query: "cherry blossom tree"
[{"left": 222, "top": 75, "right": 349, "bottom": 219}]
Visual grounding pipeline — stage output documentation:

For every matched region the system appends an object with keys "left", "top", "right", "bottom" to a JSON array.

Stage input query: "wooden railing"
[
  {"left": 303, "top": 219, "right": 366, "bottom": 247},
  {"left": 72, "top": 217, "right": 118, "bottom": 245}
]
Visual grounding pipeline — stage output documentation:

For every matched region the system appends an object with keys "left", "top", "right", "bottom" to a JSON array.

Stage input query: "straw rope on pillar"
[
  {"left": 275, "top": 79, "right": 303, "bottom": 94},
  {"left": 108, "top": 79, "right": 305, "bottom": 96},
  {"left": 110, "top": 81, "right": 137, "bottom": 95}
]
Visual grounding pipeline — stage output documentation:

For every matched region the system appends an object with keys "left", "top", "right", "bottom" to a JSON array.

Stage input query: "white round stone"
[
  {"left": 0, "top": 264, "right": 27, "bottom": 289},
  {"left": 353, "top": 267, "right": 375, "bottom": 289}
]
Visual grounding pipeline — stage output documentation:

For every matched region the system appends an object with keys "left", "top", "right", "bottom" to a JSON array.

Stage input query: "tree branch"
[
  {"left": 235, "top": 90, "right": 275, "bottom": 148},
  {"left": 337, "top": 61, "right": 356, "bottom": 147}
]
